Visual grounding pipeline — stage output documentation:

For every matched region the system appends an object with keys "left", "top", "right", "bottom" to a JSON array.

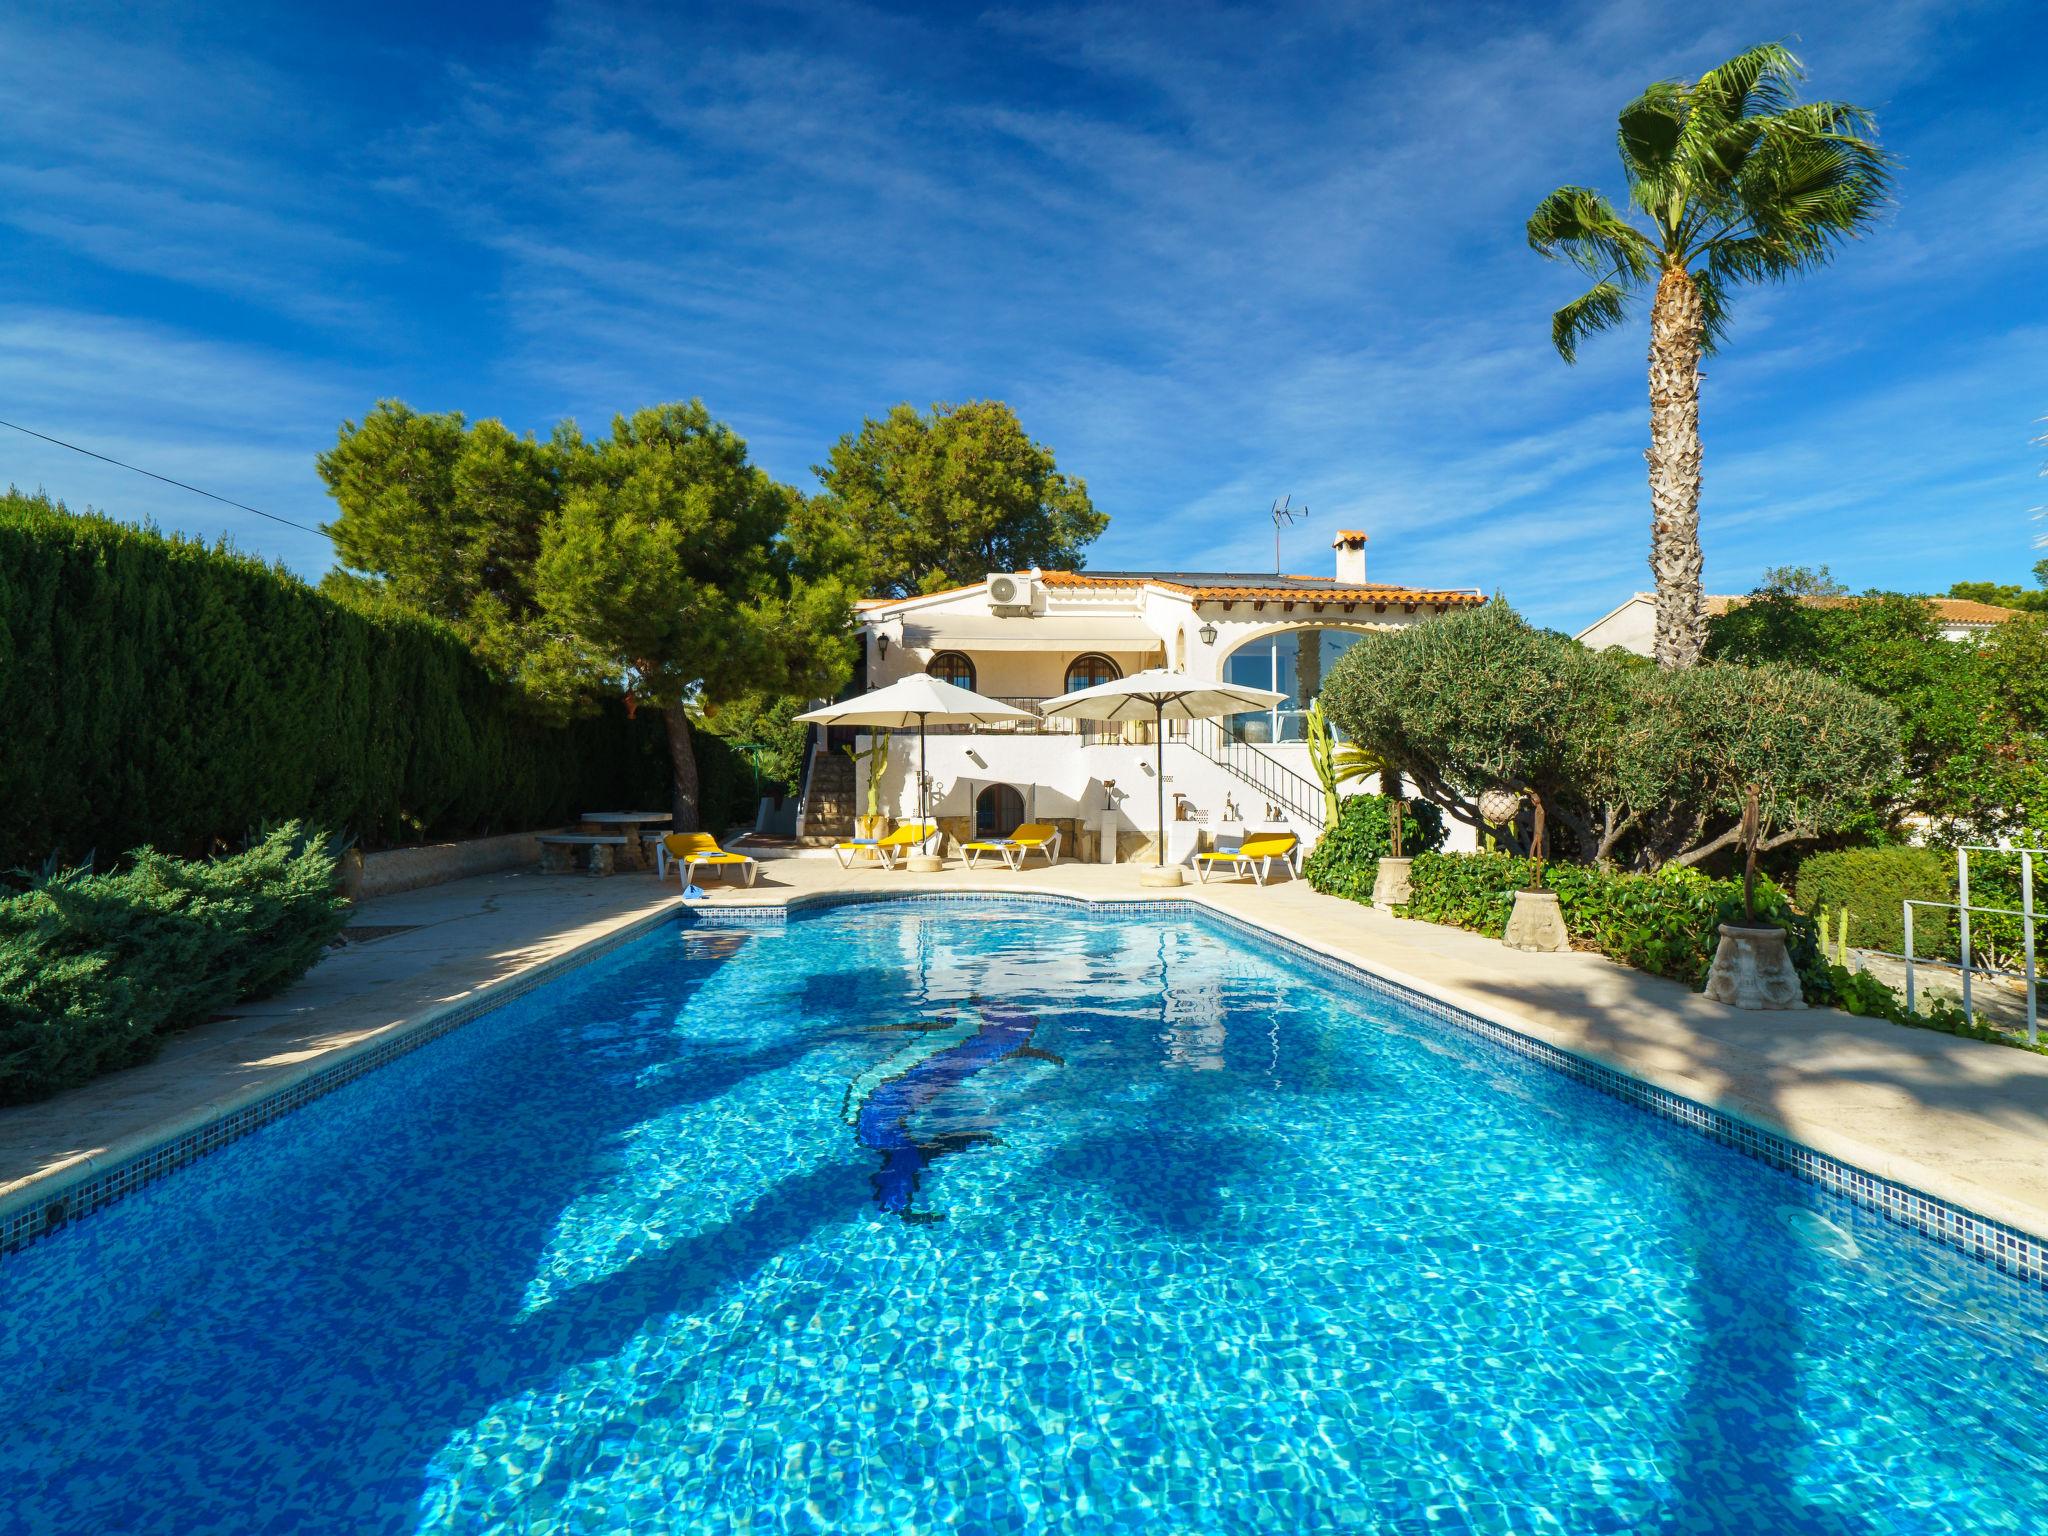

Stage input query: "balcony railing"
[{"left": 923, "top": 698, "right": 1121, "bottom": 740}]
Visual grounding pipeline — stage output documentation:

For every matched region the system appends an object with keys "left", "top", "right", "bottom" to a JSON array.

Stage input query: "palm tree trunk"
[
  {"left": 1646, "top": 266, "right": 1707, "bottom": 669},
  {"left": 663, "top": 706, "right": 701, "bottom": 833}
]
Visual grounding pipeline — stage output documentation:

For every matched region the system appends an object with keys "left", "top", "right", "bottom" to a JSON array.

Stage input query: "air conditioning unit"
[{"left": 985, "top": 572, "right": 1038, "bottom": 613}]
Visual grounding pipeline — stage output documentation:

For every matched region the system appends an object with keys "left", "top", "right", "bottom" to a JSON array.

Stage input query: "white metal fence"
[{"left": 1902, "top": 844, "right": 2039, "bottom": 1044}]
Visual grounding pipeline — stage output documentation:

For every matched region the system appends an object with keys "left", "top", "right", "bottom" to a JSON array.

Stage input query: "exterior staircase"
[
  {"left": 1177, "top": 719, "right": 1326, "bottom": 832},
  {"left": 800, "top": 747, "right": 858, "bottom": 840}
]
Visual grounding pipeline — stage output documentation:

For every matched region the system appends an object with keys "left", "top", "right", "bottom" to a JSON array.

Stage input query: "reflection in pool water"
[{"left": 2, "top": 900, "right": 2045, "bottom": 1534}]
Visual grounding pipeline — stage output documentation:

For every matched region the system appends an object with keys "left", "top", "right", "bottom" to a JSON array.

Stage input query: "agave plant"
[{"left": 1529, "top": 43, "right": 1891, "bottom": 669}]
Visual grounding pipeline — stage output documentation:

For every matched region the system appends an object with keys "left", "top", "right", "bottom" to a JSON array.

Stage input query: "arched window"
[
  {"left": 975, "top": 784, "right": 1025, "bottom": 839},
  {"left": 1064, "top": 653, "right": 1121, "bottom": 692},
  {"left": 1221, "top": 627, "right": 1368, "bottom": 743},
  {"left": 926, "top": 651, "right": 975, "bottom": 689}
]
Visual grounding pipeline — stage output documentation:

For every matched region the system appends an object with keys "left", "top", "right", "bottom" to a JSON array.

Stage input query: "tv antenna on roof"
[{"left": 1270, "top": 495, "right": 1307, "bottom": 574}]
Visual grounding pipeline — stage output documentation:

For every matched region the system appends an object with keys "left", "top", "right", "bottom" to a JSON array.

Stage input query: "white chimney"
[{"left": 1333, "top": 529, "right": 1368, "bottom": 584}]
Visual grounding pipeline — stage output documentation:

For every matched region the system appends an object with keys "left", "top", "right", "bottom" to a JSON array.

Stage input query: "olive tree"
[
  {"left": 1320, "top": 603, "right": 1898, "bottom": 870},
  {"left": 1318, "top": 603, "right": 1626, "bottom": 861}
]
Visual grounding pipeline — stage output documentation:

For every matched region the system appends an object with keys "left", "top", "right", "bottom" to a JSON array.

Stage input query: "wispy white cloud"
[
  {"left": 0, "top": 0, "right": 2040, "bottom": 626},
  {"left": 0, "top": 309, "right": 357, "bottom": 565}
]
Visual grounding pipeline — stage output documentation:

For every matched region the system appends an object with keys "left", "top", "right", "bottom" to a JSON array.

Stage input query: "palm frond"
[
  {"left": 1707, "top": 121, "right": 1893, "bottom": 278},
  {"left": 1693, "top": 42, "right": 1804, "bottom": 127},
  {"left": 1526, "top": 186, "right": 1654, "bottom": 281},
  {"left": 1550, "top": 281, "right": 1632, "bottom": 364},
  {"left": 1692, "top": 268, "right": 1732, "bottom": 354},
  {"left": 1332, "top": 742, "right": 1381, "bottom": 786},
  {"left": 1665, "top": 43, "right": 1804, "bottom": 218},
  {"left": 1617, "top": 82, "right": 1685, "bottom": 183}
]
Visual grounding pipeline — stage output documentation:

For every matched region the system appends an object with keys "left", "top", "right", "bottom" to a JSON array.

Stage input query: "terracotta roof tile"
[
  {"left": 1705, "top": 594, "right": 2021, "bottom": 624},
  {"left": 858, "top": 568, "right": 1484, "bottom": 609},
  {"left": 1038, "top": 569, "right": 1481, "bottom": 603}
]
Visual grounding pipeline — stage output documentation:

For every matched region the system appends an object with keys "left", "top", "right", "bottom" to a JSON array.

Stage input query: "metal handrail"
[
  {"left": 1172, "top": 718, "right": 1325, "bottom": 830},
  {"left": 1903, "top": 843, "right": 2038, "bottom": 1043}
]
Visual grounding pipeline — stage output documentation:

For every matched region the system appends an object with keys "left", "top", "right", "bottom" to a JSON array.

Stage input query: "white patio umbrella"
[
  {"left": 1039, "top": 669, "right": 1284, "bottom": 870},
  {"left": 794, "top": 674, "right": 1037, "bottom": 826}
]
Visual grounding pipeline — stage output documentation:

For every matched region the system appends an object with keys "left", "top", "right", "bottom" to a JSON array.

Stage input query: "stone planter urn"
[
  {"left": 1704, "top": 924, "right": 1806, "bottom": 1010},
  {"left": 1370, "top": 856, "right": 1413, "bottom": 907},
  {"left": 1503, "top": 888, "right": 1570, "bottom": 952}
]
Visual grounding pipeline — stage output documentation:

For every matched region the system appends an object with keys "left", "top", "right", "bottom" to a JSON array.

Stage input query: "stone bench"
[{"left": 537, "top": 834, "right": 629, "bottom": 876}]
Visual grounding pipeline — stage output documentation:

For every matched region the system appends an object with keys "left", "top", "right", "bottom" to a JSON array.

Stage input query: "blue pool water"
[{"left": 4, "top": 900, "right": 2047, "bottom": 1534}]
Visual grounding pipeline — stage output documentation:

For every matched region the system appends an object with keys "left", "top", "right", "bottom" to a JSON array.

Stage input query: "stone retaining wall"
[{"left": 354, "top": 830, "right": 555, "bottom": 901}]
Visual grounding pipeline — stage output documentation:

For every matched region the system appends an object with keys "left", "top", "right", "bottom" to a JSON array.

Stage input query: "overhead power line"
[{"left": 0, "top": 416, "right": 331, "bottom": 540}]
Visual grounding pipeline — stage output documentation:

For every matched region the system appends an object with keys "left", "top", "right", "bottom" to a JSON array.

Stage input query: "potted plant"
[{"left": 1703, "top": 784, "right": 1805, "bottom": 1009}]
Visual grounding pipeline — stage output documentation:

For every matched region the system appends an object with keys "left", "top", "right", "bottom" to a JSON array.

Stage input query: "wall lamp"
[
  {"left": 876, "top": 633, "right": 890, "bottom": 659},
  {"left": 1198, "top": 620, "right": 1218, "bottom": 646}
]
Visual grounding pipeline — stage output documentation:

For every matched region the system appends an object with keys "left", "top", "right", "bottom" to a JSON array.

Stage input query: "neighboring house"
[
  {"left": 1576, "top": 593, "right": 2022, "bottom": 654},
  {"left": 807, "top": 531, "right": 1485, "bottom": 861}
]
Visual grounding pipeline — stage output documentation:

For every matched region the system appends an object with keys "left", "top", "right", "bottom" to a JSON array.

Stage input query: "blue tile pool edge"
[
  {"left": 0, "top": 900, "right": 687, "bottom": 1265},
  {"left": 4, "top": 887, "right": 2043, "bottom": 1293}
]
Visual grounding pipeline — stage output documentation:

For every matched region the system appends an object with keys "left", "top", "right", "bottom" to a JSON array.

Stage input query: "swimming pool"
[{"left": 4, "top": 898, "right": 2046, "bottom": 1533}]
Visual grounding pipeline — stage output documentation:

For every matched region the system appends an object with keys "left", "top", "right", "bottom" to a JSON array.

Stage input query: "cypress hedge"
[{"left": 0, "top": 493, "right": 756, "bottom": 867}]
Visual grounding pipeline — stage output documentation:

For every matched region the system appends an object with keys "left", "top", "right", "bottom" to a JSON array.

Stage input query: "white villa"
[
  {"left": 1577, "top": 592, "right": 2021, "bottom": 653},
  {"left": 801, "top": 531, "right": 1485, "bottom": 863}
]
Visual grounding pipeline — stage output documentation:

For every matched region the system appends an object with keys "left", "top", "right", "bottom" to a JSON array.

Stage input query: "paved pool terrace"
[{"left": 8, "top": 849, "right": 2048, "bottom": 1274}]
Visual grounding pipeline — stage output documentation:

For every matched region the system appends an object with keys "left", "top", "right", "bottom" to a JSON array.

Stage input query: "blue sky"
[{"left": 2, "top": 0, "right": 2043, "bottom": 631}]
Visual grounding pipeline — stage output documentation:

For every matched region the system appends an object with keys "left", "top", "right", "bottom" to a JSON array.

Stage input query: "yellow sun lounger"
[
  {"left": 834, "top": 820, "right": 941, "bottom": 870},
  {"left": 962, "top": 822, "right": 1062, "bottom": 870},
  {"left": 1193, "top": 832, "right": 1299, "bottom": 886},
  {"left": 661, "top": 832, "right": 758, "bottom": 887}
]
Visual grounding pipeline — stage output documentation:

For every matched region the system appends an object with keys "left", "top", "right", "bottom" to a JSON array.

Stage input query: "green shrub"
[
  {"left": 0, "top": 492, "right": 730, "bottom": 866},
  {"left": 1301, "top": 796, "right": 1447, "bottom": 903},
  {"left": 1403, "top": 851, "right": 1821, "bottom": 992},
  {"left": 1795, "top": 846, "right": 1953, "bottom": 958},
  {"left": 1821, "top": 961, "right": 2043, "bottom": 1054},
  {"left": 0, "top": 824, "right": 351, "bottom": 1103},
  {"left": 1400, "top": 851, "right": 1525, "bottom": 937}
]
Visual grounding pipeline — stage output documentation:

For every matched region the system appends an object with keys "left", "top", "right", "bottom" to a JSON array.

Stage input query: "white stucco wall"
[
  {"left": 1576, "top": 596, "right": 1656, "bottom": 656},
  {"left": 843, "top": 574, "right": 1481, "bottom": 857}
]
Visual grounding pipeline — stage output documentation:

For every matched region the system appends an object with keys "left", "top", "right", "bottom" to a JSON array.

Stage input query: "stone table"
[{"left": 577, "top": 811, "right": 671, "bottom": 871}]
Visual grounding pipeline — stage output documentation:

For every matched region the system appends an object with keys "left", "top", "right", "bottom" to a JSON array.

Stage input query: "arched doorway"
[{"left": 975, "top": 783, "right": 1025, "bottom": 839}]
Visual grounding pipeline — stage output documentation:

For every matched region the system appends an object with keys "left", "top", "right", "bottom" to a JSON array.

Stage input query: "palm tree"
[{"left": 1529, "top": 43, "right": 1892, "bottom": 669}]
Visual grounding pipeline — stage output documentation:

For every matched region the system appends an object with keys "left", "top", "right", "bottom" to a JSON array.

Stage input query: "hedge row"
[
  {"left": 0, "top": 824, "right": 351, "bottom": 1103},
  {"left": 1794, "top": 847, "right": 1954, "bottom": 958},
  {"left": 1401, "top": 851, "right": 1821, "bottom": 993},
  {"left": 1301, "top": 795, "right": 1447, "bottom": 903},
  {"left": 0, "top": 493, "right": 760, "bottom": 867}
]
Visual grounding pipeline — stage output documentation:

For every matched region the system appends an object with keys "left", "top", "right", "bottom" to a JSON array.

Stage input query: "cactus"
[
  {"left": 841, "top": 732, "right": 892, "bottom": 818},
  {"left": 1305, "top": 698, "right": 1380, "bottom": 829}
]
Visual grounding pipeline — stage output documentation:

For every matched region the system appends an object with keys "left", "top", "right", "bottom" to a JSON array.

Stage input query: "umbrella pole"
[
  {"left": 919, "top": 715, "right": 928, "bottom": 824},
  {"left": 1155, "top": 700, "right": 1166, "bottom": 866}
]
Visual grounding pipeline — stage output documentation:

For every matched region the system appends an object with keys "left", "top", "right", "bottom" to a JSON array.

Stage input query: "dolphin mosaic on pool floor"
[{"left": 6, "top": 897, "right": 2046, "bottom": 1533}]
